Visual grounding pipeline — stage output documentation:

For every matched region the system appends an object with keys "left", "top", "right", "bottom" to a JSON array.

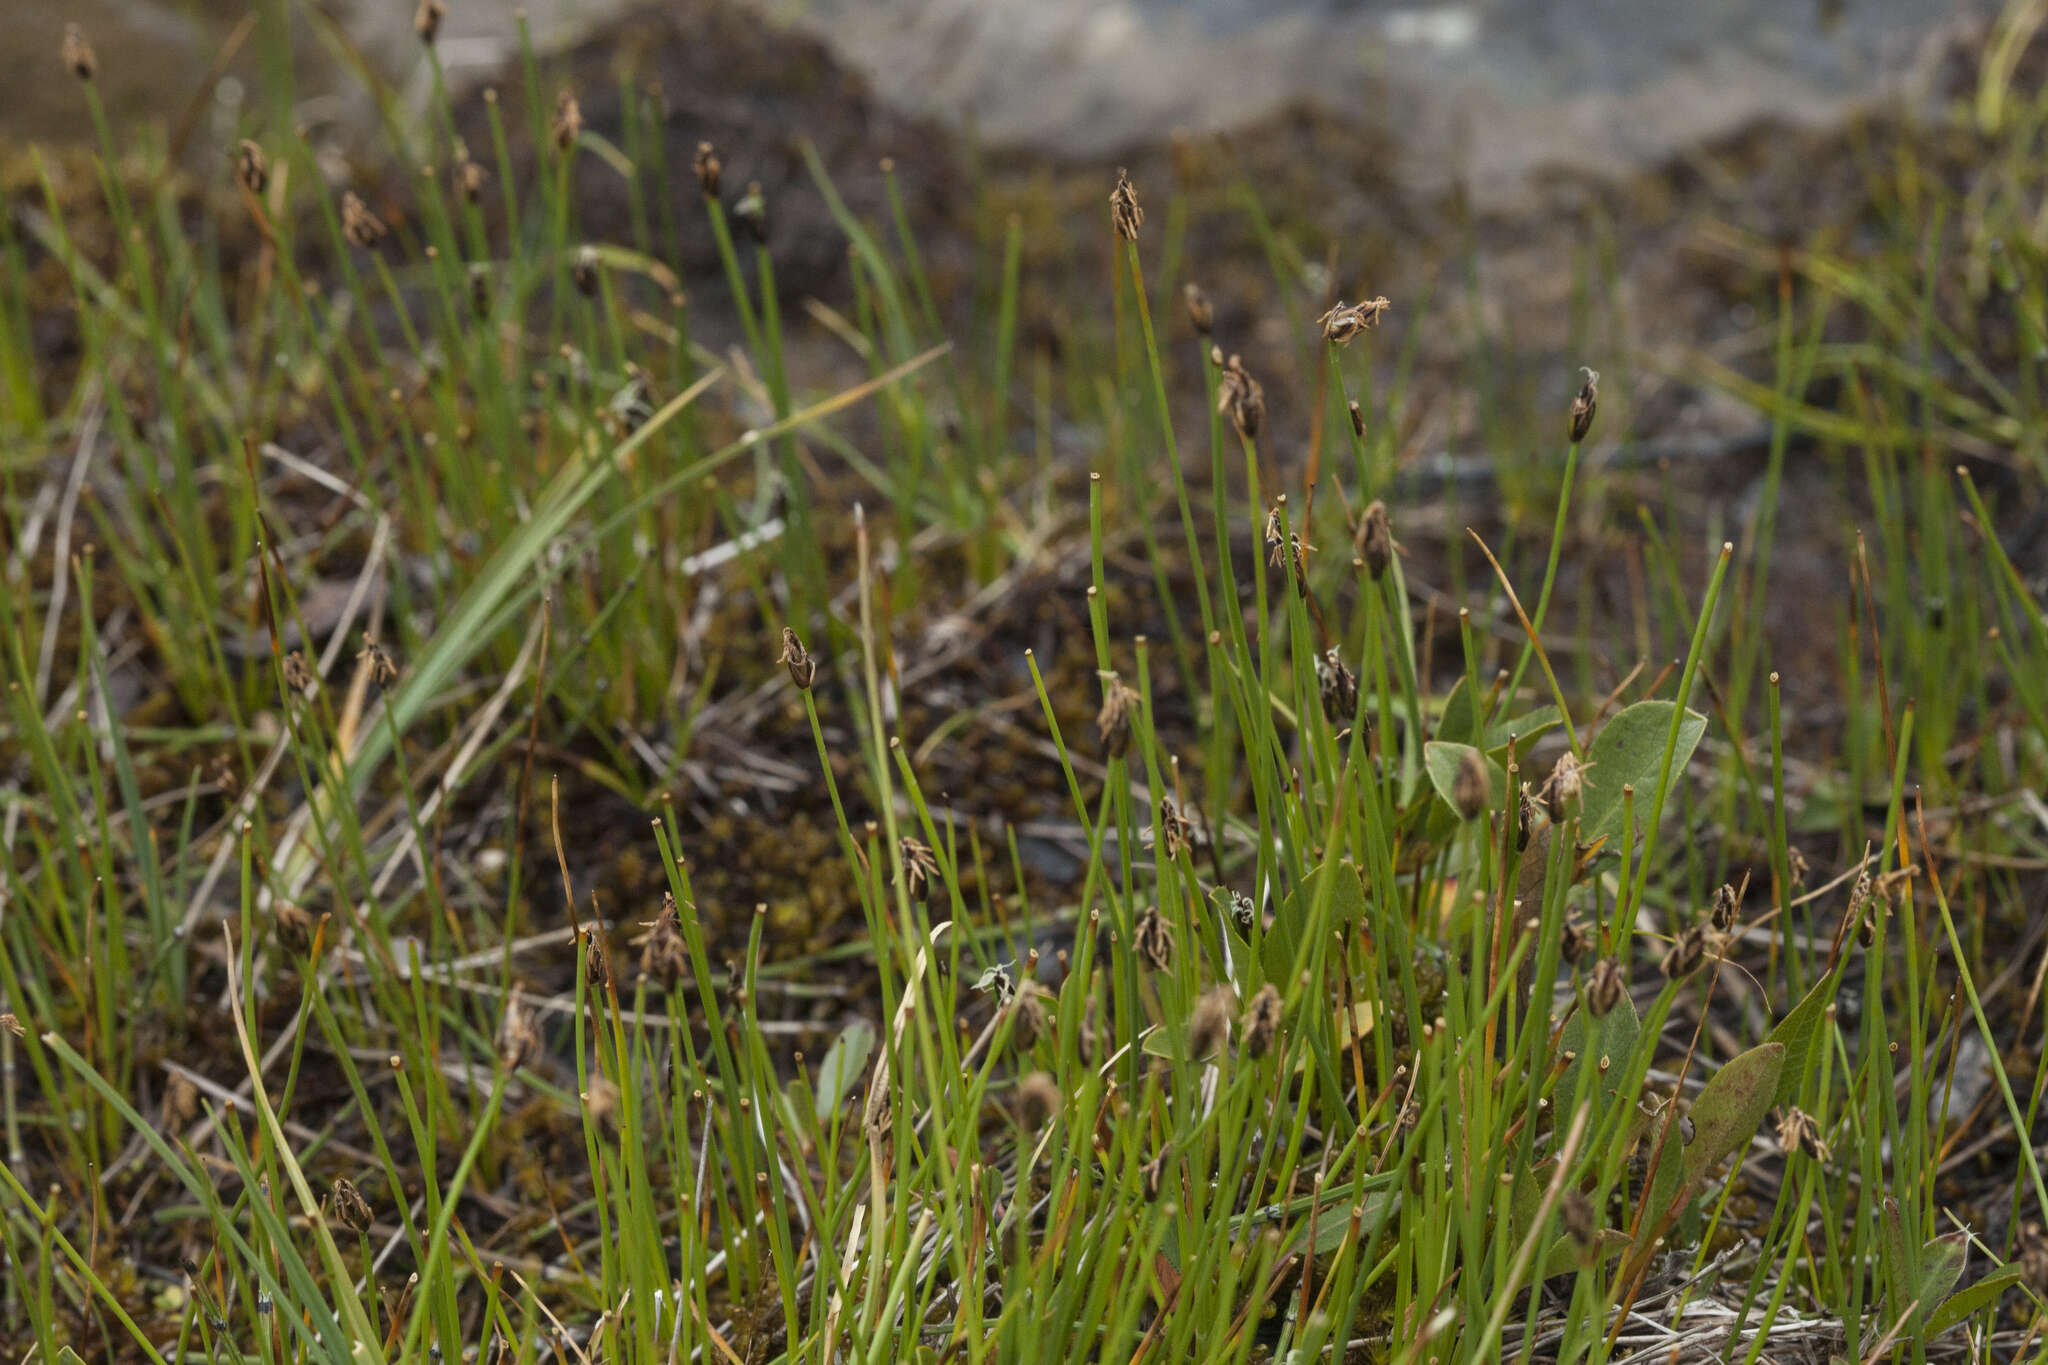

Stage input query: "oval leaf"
[
  {"left": 1682, "top": 1042, "right": 1785, "bottom": 1188},
  {"left": 1581, "top": 701, "right": 1709, "bottom": 842}
]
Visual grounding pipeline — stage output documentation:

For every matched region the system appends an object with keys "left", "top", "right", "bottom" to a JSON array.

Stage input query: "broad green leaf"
[
  {"left": 1484, "top": 705, "right": 1562, "bottom": 752},
  {"left": 1423, "top": 742, "right": 1503, "bottom": 815},
  {"left": 1539, "top": 1228, "right": 1631, "bottom": 1279},
  {"left": 1924, "top": 1263, "right": 2027, "bottom": 1336},
  {"left": 1261, "top": 859, "right": 1367, "bottom": 984},
  {"left": 1912, "top": 1232, "right": 1970, "bottom": 1334},
  {"left": 1436, "top": 675, "right": 1477, "bottom": 745},
  {"left": 812, "top": 1019, "right": 876, "bottom": 1121},
  {"left": 1878, "top": 1198, "right": 1911, "bottom": 1324},
  {"left": 1580, "top": 700, "right": 1709, "bottom": 842},
  {"left": 1682, "top": 1042, "right": 1785, "bottom": 1188},
  {"left": 1766, "top": 966, "right": 1843, "bottom": 1108},
  {"left": 1556, "top": 995, "right": 1641, "bottom": 1128}
]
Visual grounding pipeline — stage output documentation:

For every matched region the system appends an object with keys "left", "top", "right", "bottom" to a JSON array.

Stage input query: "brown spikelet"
[
  {"left": 573, "top": 245, "right": 600, "bottom": 298},
  {"left": 1242, "top": 984, "right": 1282, "bottom": 1058},
  {"left": 899, "top": 838, "right": 940, "bottom": 901},
  {"left": 1357, "top": 500, "right": 1393, "bottom": 580},
  {"left": 1348, "top": 400, "right": 1365, "bottom": 437},
  {"left": 639, "top": 893, "right": 691, "bottom": 987},
  {"left": 1709, "top": 880, "right": 1742, "bottom": 932},
  {"left": 1774, "top": 1106, "right": 1831, "bottom": 1162},
  {"left": 1540, "top": 752, "right": 1589, "bottom": 821},
  {"left": 733, "top": 182, "right": 769, "bottom": 245},
  {"left": 1133, "top": 906, "right": 1173, "bottom": 972},
  {"left": 1560, "top": 916, "right": 1594, "bottom": 966},
  {"left": 497, "top": 989, "right": 542, "bottom": 1071},
  {"left": 1568, "top": 367, "right": 1599, "bottom": 443},
  {"left": 61, "top": 24, "right": 97, "bottom": 82},
  {"left": 1659, "top": 923, "right": 1709, "bottom": 981},
  {"left": 1586, "top": 958, "right": 1627, "bottom": 1017},
  {"left": 779, "top": 627, "right": 816, "bottom": 690},
  {"left": 693, "top": 141, "right": 723, "bottom": 197},
  {"left": 1560, "top": 1191, "right": 1597, "bottom": 1250},
  {"left": 551, "top": 88, "right": 583, "bottom": 151},
  {"left": 1317, "top": 649, "right": 1357, "bottom": 725},
  {"left": 1187, "top": 987, "right": 1234, "bottom": 1059},
  {"left": 273, "top": 900, "right": 321, "bottom": 956},
  {"left": 1108, "top": 168, "right": 1143, "bottom": 240},
  {"left": 340, "top": 192, "right": 387, "bottom": 249},
  {"left": 1014, "top": 1072, "right": 1061, "bottom": 1130},
  {"left": 0, "top": 1012, "right": 23, "bottom": 1039},
  {"left": 1452, "top": 748, "right": 1489, "bottom": 821},
  {"left": 1317, "top": 296, "right": 1390, "bottom": 345},
  {"left": 414, "top": 0, "right": 446, "bottom": 45},
  {"left": 1183, "top": 282, "right": 1213, "bottom": 335},
  {"left": 1216, "top": 353, "right": 1265, "bottom": 440},
  {"left": 330, "top": 1178, "right": 374, "bottom": 1235},
  {"left": 1096, "top": 674, "right": 1140, "bottom": 758},
  {"left": 459, "top": 158, "right": 488, "bottom": 203},
  {"left": 357, "top": 636, "right": 398, "bottom": 686},
  {"left": 235, "top": 140, "right": 268, "bottom": 196}
]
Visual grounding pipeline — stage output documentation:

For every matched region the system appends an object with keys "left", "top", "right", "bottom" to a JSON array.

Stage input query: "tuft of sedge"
[
  {"left": 1014, "top": 1072, "right": 1061, "bottom": 1130},
  {"left": 1133, "top": 906, "right": 1173, "bottom": 972},
  {"left": 1658, "top": 922, "right": 1710, "bottom": 981},
  {"left": 61, "top": 24, "right": 97, "bottom": 82},
  {"left": 414, "top": 0, "right": 446, "bottom": 45},
  {"left": 340, "top": 192, "right": 387, "bottom": 249},
  {"left": 1586, "top": 958, "right": 1627, "bottom": 1017},
  {"left": 234, "top": 140, "right": 268, "bottom": 196},
  {"left": 733, "top": 181, "right": 769, "bottom": 245},
  {"left": 1096, "top": 673, "right": 1140, "bottom": 759},
  {"left": 1183, "top": 282, "right": 1213, "bottom": 335},
  {"left": 1774, "top": 1105, "right": 1831, "bottom": 1162},
  {"left": 573, "top": 245, "right": 600, "bottom": 298},
  {"left": 1317, "top": 296, "right": 1391, "bottom": 346},
  {"left": 1108, "top": 168, "right": 1143, "bottom": 240},
  {"left": 1452, "top": 748, "right": 1489, "bottom": 821},
  {"left": 497, "top": 989, "right": 542, "bottom": 1071},
  {"left": 1241, "top": 984, "right": 1282, "bottom": 1058},
  {"left": 1187, "top": 986, "right": 1234, "bottom": 1059},
  {"left": 693, "top": 141, "right": 722, "bottom": 198},
  {"left": 638, "top": 892, "right": 691, "bottom": 987},
  {"left": 1357, "top": 499, "right": 1393, "bottom": 581},
  {"left": 779, "top": 627, "right": 817, "bottom": 690},
  {"left": 330, "top": 1178, "right": 374, "bottom": 1235},
  {"left": 1216, "top": 351, "right": 1265, "bottom": 439},
  {"left": 551, "top": 88, "right": 583, "bottom": 151},
  {"left": 1568, "top": 366, "right": 1599, "bottom": 444}
]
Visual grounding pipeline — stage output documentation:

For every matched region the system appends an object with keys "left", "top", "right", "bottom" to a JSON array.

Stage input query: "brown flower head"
[
  {"left": 340, "top": 192, "right": 386, "bottom": 249},
  {"left": 1109, "top": 168, "right": 1144, "bottom": 240},
  {"left": 1560, "top": 1190, "right": 1598, "bottom": 1250},
  {"left": 1586, "top": 958, "right": 1627, "bottom": 1018},
  {"left": 331, "top": 1178, "right": 374, "bottom": 1235},
  {"left": 1216, "top": 352, "right": 1265, "bottom": 440},
  {"left": 899, "top": 837, "right": 940, "bottom": 901},
  {"left": 1659, "top": 923, "right": 1710, "bottom": 981},
  {"left": 1774, "top": 1106, "right": 1830, "bottom": 1162},
  {"left": 693, "top": 141, "right": 722, "bottom": 197},
  {"left": 1452, "top": 748, "right": 1490, "bottom": 821},
  {"left": 234, "top": 140, "right": 268, "bottom": 196},
  {"left": 1187, "top": 986, "right": 1234, "bottom": 1059},
  {"left": 551, "top": 88, "right": 583, "bottom": 150},
  {"left": 1347, "top": 400, "right": 1365, "bottom": 437},
  {"left": 62, "top": 24, "right": 97, "bottom": 81},
  {"left": 281, "top": 650, "right": 317, "bottom": 697},
  {"left": 1183, "top": 281, "right": 1213, "bottom": 335},
  {"left": 1357, "top": 500, "right": 1393, "bottom": 581},
  {"left": 1133, "top": 906, "right": 1173, "bottom": 972},
  {"left": 1568, "top": 367, "right": 1599, "bottom": 444},
  {"left": 1318, "top": 296, "right": 1390, "bottom": 346},
  {"left": 273, "top": 900, "right": 321, "bottom": 956},
  {"left": 358, "top": 636, "right": 398, "bottom": 687},
  {"left": 1096, "top": 673, "right": 1141, "bottom": 759},
  {"left": 1540, "top": 752, "right": 1589, "bottom": 821},
  {"left": 639, "top": 893, "right": 691, "bottom": 987},
  {"left": 459, "top": 158, "right": 488, "bottom": 203},
  {"left": 414, "top": 0, "right": 446, "bottom": 44},
  {"left": 0, "top": 1012, "right": 23, "bottom": 1038},
  {"left": 1158, "top": 798, "right": 1202, "bottom": 861},
  {"left": 779, "top": 627, "right": 816, "bottom": 690},
  {"left": 1560, "top": 915, "right": 1594, "bottom": 966},
  {"left": 1709, "top": 881, "right": 1742, "bottom": 932},
  {"left": 1014, "top": 1071, "right": 1061, "bottom": 1130},
  {"left": 1317, "top": 648, "right": 1357, "bottom": 726},
  {"left": 497, "top": 989, "right": 542, "bottom": 1071},
  {"left": 1242, "top": 983, "right": 1282, "bottom": 1058}
]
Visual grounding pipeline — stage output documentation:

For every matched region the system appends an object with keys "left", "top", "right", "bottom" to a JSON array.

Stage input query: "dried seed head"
[
  {"left": 274, "top": 900, "right": 321, "bottom": 956},
  {"left": 552, "top": 88, "right": 583, "bottom": 150},
  {"left": 779, "top": 627, "right": 816, "bottom": 690},
  {"left": 1187, "top": 986, "right": 1234, "bottom": 1060},
  {"left": 414, "top": 0, "right": 446, "bottom": 45},
  {"left": 497, "top": 989, "right": 542, "bottom": 1071},
  {"left": 1183, "top": 282, "right": 1213, "bottom": 335},
  {"left": 1709, "top": 881, "right": 1741, "bottom": 932},
  {"left": 1787, "top": 846, "right": 1810, "bottom": 888},
  {"left": 1097, "top": 674, "right": 1141, "bottom": 758},
  {"left": 1317, "top": 648, "right": 1358, "bottom": 725},
  {"left": 1357, "top": 500, "right": 1393, "bottom": 580},
  {"left": 281, "top": 650, "right": 317, "bottom": 697},
  {"left": 1587, "top": 958, "right": 1627, "bottom": 1018},
  {"left": 1317, "top": 296, "right": 1390, "bottom": 346},
  {"left": 1013, "top": 982, "right": 1053, "bottom": 1048},
  {"left": 1108, "top": 168, "right": 1144, "bottom": 240},
  {"left": 1452, "top": 748, "right": 1490, "bottom": 821},
  {"left": 733, "top": 182, "right": 769, "bottom": 245},
  {"left": 1014, "top": 1071, "right": 1061, "bottom": 1130},
  {"left": 1559, "top": 916, "right": 1594, "bottom": 966},
  {"left": 1659, "top": 923, "right": 1710, "bottom": 981},
  {"left": 1774, "top": 1106, "right": 1830, "bottom": 1162},
  {"left": 583, "top": 926, "right": 612, "bottom": 992},
  {"left": 1216, "top": 353, "right": 1265, "bottom": 440},
  {"left": 573, "top": 245, "right": 600, "bottom": 298},
  {"left": 1560, "top": 1190, "right": 1597, "bottom": 1249},
  {"left": 358, "top": 636, "right": 398, "bottom": 686},
  {"left": 899, "top": 837, "right": 940, "bottom": 901},
  {"left": 1540, "top": 752, "right": 1589, "bottom": 821},
  {"left": 235, "top": 140, "right": 268, "bottom": 196},
  {"left": 0, "top": 1012, "right": 23, "bottom": 1038},
  {"left": 1848, "top": 862, "right": 1876, "bottom": 947},
  {"left": 1348, "top": 400, "right": 1365, "bottom": 437},
  {"left": 340, "top": 192, "right": 387, "bottom": 249},
  {"left": 459, "top": 159, "right": 488, "bottom": 203},
  {"left": 330, "top": 1178, "right": 374, "bottom": 1235},
  {"left": 1242, "top": 984, "right": 1282, "bottom": 1058},
  {"left": 1568, "top": 367, "right": 1599, "bottom": 444},
  {"left": 1133, "top": 906, "right": 1173, "bottom": 972},
  {"left": 693, "top": 141, "right": 722, "bottom": 197},
  {"left": 639, "top": 893, "right": 691, "bottom": 987},
  {"left": 61, "top": 24, "right": 97, "bottom": 81},
  {"left": 1515, "top": 782, "right": 1539, "bottom": 852},
  {"left": 1157, "top": 798, "right": 1202, "bottom": 860}
]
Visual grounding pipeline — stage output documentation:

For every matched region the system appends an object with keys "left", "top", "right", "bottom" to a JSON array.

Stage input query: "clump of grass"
[{"left": 3, "top": 14, "right": 2048, "bottom": 1365}]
